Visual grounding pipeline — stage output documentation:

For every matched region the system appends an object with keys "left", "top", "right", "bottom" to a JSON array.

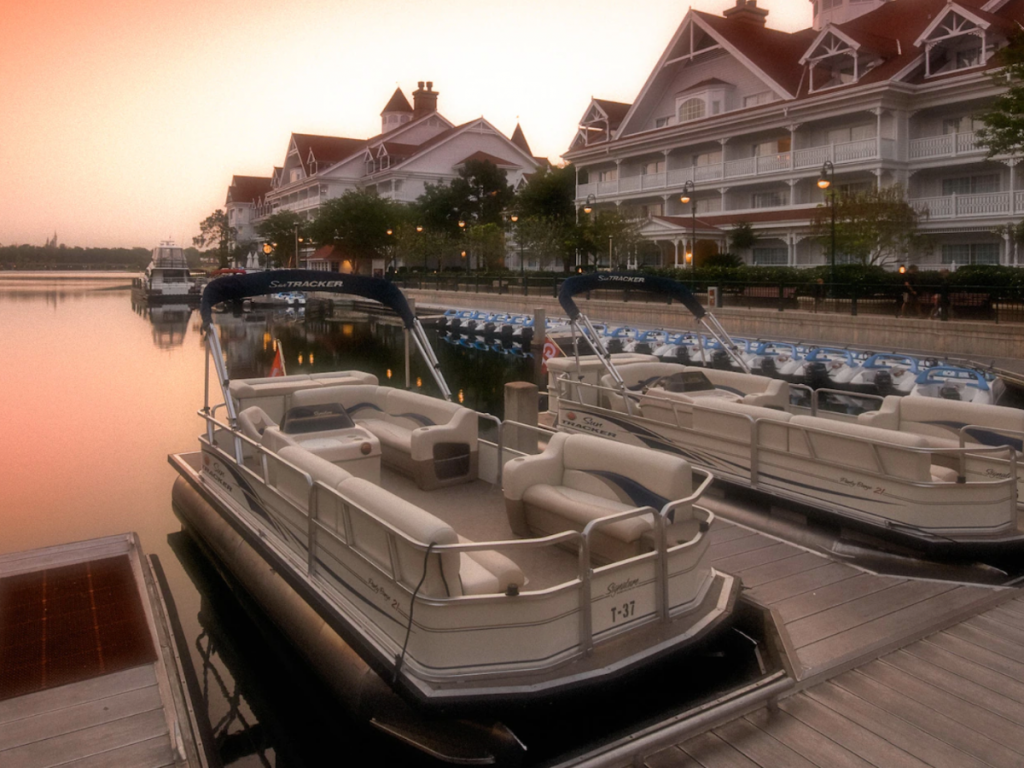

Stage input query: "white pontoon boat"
[
  {"left": 168, "top": 270, "right": 738, "bottom": 761},
  {"left": 548, "top": 273, "right": 1024, "bottom": 558}
]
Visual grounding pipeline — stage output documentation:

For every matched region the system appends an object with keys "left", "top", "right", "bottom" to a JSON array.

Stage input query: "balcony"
[
  {"left": 909, "top": 131, "right": 983, "bottom": 160},
  {"left": 578, "top": 138, "right": 897, "bottom": 200},
  {"left": 910, "top": 191, "right": 1020, "bottom": 218}
]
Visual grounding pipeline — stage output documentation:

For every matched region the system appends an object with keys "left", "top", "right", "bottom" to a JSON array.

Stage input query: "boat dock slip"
[
  {"left": 561, "top": 518, "right": 1018, "bottom": 768},
  {"left": 0, "top": 534, "right": 207, "bottom": 768}
]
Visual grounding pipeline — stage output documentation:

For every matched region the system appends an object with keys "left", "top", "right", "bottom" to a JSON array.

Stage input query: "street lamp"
[
  {"left": 818, "top": 161, "right": 836, "bottom": 291},
  {"left": 510, "top": 213, "right": 525, "bottom": 281},
  {"left": 681, "top": 180, "right": 696, "bottom": 269},
  {"left": 580, "top": 194, "right": 597, "bottom": 269}
]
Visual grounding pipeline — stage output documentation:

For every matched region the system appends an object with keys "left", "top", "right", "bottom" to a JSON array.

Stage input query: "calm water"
[{"left": 0, "top": 273, "right": 534, "bottom": 766}]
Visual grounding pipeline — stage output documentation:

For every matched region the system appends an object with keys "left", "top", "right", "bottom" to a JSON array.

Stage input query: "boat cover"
[
  {"left": 558, "top": 273, "right": 706, "bottom": 322},
  {"left": 200, "top": 269, "right": 416, "bottom": 328}
]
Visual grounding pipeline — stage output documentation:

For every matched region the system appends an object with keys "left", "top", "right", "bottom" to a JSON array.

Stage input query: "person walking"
[{"left": 898, "top": 265, "right": 922, "bottom": 318}]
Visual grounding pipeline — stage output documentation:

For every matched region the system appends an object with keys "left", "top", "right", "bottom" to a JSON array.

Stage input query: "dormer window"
[
  {"left": 802, "top": 29, "right": 880, "bottom": 92},
  {"left": 916, "top": 6, "right": 996, "bottom": 78},
  {"left": 678, "top": 98, "right": 706, "bottom": 123}
]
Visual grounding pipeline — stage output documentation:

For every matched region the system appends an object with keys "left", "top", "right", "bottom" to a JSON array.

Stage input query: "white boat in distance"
[
  {"left": 548, "top": 273, "right": 1024, "bottom": 559},
  {"left": 133, "top": 241, "right": 201, "bottom": 303},
  {"left": 168, "top": 270, "right": 738, "bottom": 761}
]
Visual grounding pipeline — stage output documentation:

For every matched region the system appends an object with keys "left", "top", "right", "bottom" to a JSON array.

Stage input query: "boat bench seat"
[
  {"left": 229, "top": 372, "right": 378, "bottom": 423},
  {"left": 599, "top": 362, "right": 688, "bottom": 413},
  {"left": 691, "top": 399, "right": 793, "bottom": 452},
  {"left": 683, "top": 367, "right": 790, "bottom": 409},
  {"left": 503, "top": 432, "right": 696, "bottom": 564},
  {"left": 859, "top": 396, "right": 1024, "bottom": 449},
  {"left": 789, "top": 415, "right": 958, "bottom": 483},
  {"left": 291, "top": 385, "right": 478, "bottom": 490},
  {"left": 271, "top": 447, "right": 523, "bottom": 598}
]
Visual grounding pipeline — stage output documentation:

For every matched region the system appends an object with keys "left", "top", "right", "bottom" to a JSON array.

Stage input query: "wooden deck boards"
[{"left": 642, "top": 589, "right": 1024, "bottom": 768}]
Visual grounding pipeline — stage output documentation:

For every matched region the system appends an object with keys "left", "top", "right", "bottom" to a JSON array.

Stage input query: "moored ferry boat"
[
  {"left": 548, "top": 273, "right": 1024, "bottom": 559},
  {"left": 133, "top": 241, "right": 201, "bottom": 303},
  {"left": 168, "top": 270, "right": 739, "bottom": 762}
]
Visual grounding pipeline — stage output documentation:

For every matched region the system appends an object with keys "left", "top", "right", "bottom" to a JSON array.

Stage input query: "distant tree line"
[{"left": 0, "top": 244, "right": 204, "bottom": 270}]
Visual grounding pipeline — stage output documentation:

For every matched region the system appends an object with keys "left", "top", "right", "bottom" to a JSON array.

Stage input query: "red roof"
[
  {"left": 510, "top": 123, "right": 532, "bottom": 156},
  {"left": 380, "top": 87, "right": 413, "bottom": 115},
  {"left": 593, "top": 99, "right": 632, "bottom": 128},
  {"left": 293, "top": 134, "right": 367, "bottom": 174},
  {"left": 226, "top": 175, "right": 272, "bottom": 205},
  {"left": 455, "top": 150, "right": 519, "bottom": 168}
]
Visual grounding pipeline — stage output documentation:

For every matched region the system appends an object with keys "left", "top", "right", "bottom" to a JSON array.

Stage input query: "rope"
[{"left": 393, "top": 541, "right": 437, "bottom": 685}]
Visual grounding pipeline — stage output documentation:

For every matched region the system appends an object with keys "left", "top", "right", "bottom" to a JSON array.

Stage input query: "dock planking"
[{"left": 636, "top": 543, "right": 1024, "bottom": 768}]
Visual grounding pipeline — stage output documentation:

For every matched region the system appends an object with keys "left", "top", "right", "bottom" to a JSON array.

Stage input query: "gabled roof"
[
  {"left": 226, "top": 175, "right": 272, "bottom": 205},
  {"left": 376, "top": 141, "right": 419, "bottom": 156},
  {"left": 455, "top": 150, "right": 520, "bottom": 169},
  {"left": 380, "top": 87, "right": 413, "bottom": 115},
  {"left": 510, "top": 123, "right": 532, "bottom": 156},
  {"left": 292, "top": 134, "right": 366, "bottom": 176},
  {"left": 591, "top": 99, "right": 631, "bottom": 128}
]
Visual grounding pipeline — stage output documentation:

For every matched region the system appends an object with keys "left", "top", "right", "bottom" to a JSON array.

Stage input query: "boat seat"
[
  {"left": 789, "top": 415, "right": 954, "bottom": 483},
  {"left": 859, "top": 395, "right": 1024, "bottom": 449},
  {"left": 338, "top": 478, "right": 525, "bottom": 598},
  {"left": 292, "top": 385, "right": 478, "bottom": 490},
  {"left": 691, "top": 399, "right": 792, "bottom": 452},
  {"left": 599, "top": 362, "right": 687, "bottom": 413},
  {"left": 683, "top": 367, "right": 790, "bottom": 409},
  {"left": 238, "top": 406, "right": 276, "bottom": 443},
  {"left": 503, "top": 432, "right": 695, "bottom": 564},
  {"left": 229, "top": 372, "right": 378, "bottom": 423}
]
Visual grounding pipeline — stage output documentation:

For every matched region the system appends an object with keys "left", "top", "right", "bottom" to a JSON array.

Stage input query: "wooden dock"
[
  {"left": 0, "top": 535, "right": 207, "bottom": 768},
  {"left": 564, "top": 518, "right": 1019, "bottom": 768}
]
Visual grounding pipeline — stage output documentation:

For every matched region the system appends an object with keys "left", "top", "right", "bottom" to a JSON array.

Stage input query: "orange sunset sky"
[{"left": 1, "top": 0, "right": 811, "bottom": 250}]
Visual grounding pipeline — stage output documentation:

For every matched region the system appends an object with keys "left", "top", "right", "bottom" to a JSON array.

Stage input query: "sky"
[{"left": 0, "top": 0, "right": 812, "bottom": 250}]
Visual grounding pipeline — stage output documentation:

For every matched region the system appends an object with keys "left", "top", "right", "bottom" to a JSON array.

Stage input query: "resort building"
[
  {"left": 231, "top": 82, "right": 542, "bottom": 272},
  {"left": 565, "top": 0, "right": 1024, "bottom": 269},
  {"left": 224, "top": 175, "right": 272, "bottom": 246}
]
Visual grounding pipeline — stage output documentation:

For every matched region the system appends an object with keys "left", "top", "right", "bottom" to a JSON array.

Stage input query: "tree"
[
  {"left": 729, "top": 222, "right": 757, "bottom": 252},
  {"left": 977, "top": 32, "right": 1024, "bottom": 157},
  {"left": 193, "top": 209, "right": 236, "bottom": 268},
  {"left": 514, "top": 164, "right": 579, "bottom": 271},
  {"left": 415, "top": 159, "right": 515, "bottom": 235},
  {"left": 306, "top": 191, "right": 405, "bottom": 274},
  {"left": 579, "top": 210, "right": 644, "bottom": 269},
  {"left": 811, "top": 185, "right": 926, "bottom": 267},
  {"left": 256, "top": 210, "right": 302, "bottom": 268},
  {"left": 465, "top": 223, "right": 505, "bottom": 271}
]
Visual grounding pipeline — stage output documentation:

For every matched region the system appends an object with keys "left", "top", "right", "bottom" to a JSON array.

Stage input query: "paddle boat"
[
  {"left": 547, "top": 273, "right": 1024, "bottom": 558},
  {"left": 169, "top": 270, "right": 738, "bottom": 761},
  {"left": 910, "top": 366, "right": 1006, "bottom": 406},
  {"left": 844, "top": 353, "right": 920, "bottom": 397}
]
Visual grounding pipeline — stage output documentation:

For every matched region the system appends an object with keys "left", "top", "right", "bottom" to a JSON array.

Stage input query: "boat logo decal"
[
  {"left": 584, "top": 470, "right": 670, "bottom": 510},
  {"left": 606, "top": 577, "right": 640, "bottom": 596},
  {"left": 394, "top": 412, "right": 436, "bottom": 427}
]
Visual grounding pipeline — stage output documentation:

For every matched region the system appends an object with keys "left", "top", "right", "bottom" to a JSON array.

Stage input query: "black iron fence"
[{"left": 390, "top": 273, "right": 1024, "bottom": 324}]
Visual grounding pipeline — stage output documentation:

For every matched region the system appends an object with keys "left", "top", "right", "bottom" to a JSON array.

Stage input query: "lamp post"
[
  {"left": 817, "top": 161, "right": 836, "bottom": 293},
  {"left": 581, "top": 194, "right": 597, "bottom": 269},
  {"left": 415, "top": 225, "right": 426, "bottom": 280},
  {"left": 680, "top": 180, "right": 696, "bottom": 269},
  {"left": 385, "top": 228, "right": 394, "bottom": 276},
  {"left": 458, "top": 219, "right": 469, "bottom": 275}
]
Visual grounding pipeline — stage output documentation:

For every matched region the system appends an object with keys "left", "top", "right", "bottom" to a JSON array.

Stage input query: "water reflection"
[{"left": 132, "top": 299, "right": 195, "bottom": 348}]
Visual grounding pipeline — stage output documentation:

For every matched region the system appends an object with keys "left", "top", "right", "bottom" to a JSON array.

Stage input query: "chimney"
[
  {"left": 413, "top": 81, "right": 438, "bottom": 119},
  {"left": 722, "top": 0, "right": 769, "bottom": 26}
]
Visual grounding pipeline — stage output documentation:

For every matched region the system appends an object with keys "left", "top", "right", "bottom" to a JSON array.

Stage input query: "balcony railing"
[
  {"left": 579, "top": 138, "right": 897, "bottom": 200},
  {"left": 910, "top": 192, "right": 1013, "bottom": 218},
  {"left": 909, "top": 131, "right": 983, "bottom": 160}
]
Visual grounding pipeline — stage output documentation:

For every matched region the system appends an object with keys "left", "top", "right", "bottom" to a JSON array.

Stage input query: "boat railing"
[
  {"left": 197, "top": 409, "right": 718, "bottom": 672},
  {"left": 959, "top": 424, "right": 1024, "bottom": 450},
  {"left": 555, "top": 378, "right": 1019, "bottom": 495}
]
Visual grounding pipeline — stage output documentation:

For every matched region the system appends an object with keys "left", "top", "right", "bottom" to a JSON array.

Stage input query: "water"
[{"left": 0, "top": 273, "right": 534, "bottom": 766}]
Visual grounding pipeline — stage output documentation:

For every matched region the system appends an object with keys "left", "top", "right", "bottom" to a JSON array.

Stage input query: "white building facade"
[
  {"left": 565, "top": 0, "right": 1024, "bottom": 269},
  {"left": 241, "top": 82, "right": 541, "bottom": 271}
]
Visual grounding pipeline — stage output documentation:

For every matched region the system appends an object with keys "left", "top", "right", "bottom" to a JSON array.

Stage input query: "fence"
[{"left": 390, "top": 273, "right": 1024, "bottom": 324}]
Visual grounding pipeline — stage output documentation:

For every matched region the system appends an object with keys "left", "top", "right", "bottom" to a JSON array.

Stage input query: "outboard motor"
[
  {"left": 437, "top": 316, "right": 448, "bottom": 332},
  {"left": 633, "top": 342, "right": 652, "bottom": 355},
  {"left": 449, "top": 318, "right": 463, "bottom": 335},
  {"left": 520, "top": 327, "right": 534, "bottom": 346},
  {"left": 873, "top": 369, "right": 894, "bottom": 396},
  {"left": 499, "top": 324, "right": 515, "bottom": 341},
  {"left": 671, "top": 346, "right": 692, "bottom": 365},
  {"left": 482, "top": 322, "right": 497, "bottom": 338},
  {"left": 940, "top": 383, "right": 962, "bottom": 400},
  {"left": 805, "top": 361, "right": 831, "bottom": 391},
  {"left": 465, "top": 319, "right": 480, "bottom": 334},
  {"left": 759, "top": 356, "right": 778, "bottom": 379},
  {"left": 711, "top": 349, "right": 733, "bottom": 370},
  {"left": 607, "top": 338, "right": 625, "bottom": 354}
]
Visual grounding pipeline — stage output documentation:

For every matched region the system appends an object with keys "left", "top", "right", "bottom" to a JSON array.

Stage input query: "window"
[
  {"left": 641, "top": 160, "right": 664, "bottom": 175},
  {"left": 752, "top": 138, "right": 791, "bottom": 156},
  {"left": 753, "top": 247, "right": 787, "bottom": 266},
  {"left": 598, "top": 168, "right": 618, "bottom": 182},
  {"left": 678, "top": 98, "right": 706, "bottom": 123},
  {"left": 943, "top": 116, "right": 983, "bottom": 135},
  {"left": 641, "top": 203, "right": 663, "bottom": 217},
  {"left": 828, "top": 124, "right": 876, "bottom": 145},
  {"left": 743, "top": 91, "right": 773, "bottom": 108},
  {"left": 956, "top": 45, "right": 982, "bottom": 70},
  {"left": 694, "top": 150, "right": 722, "bottom": 166},
  {"left": 942, "top": 243, "right": 999, "bottom": 265},
  {"left": 942, "top": 174, "right": 999, "bottom": 195},
  {"left": 655, "top": 116, "right": 670, "bottom": 128},
  {"left": 752, "top": 190, "right": 786, "bottom": 209}
]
